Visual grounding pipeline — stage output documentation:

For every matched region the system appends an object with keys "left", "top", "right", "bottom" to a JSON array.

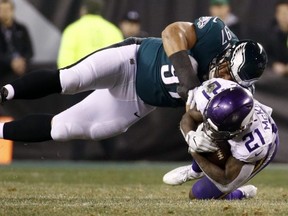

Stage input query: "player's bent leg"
[
  {"left": 51, "top": 105, "right": 152, "bottom": 141},
  {"left": 51, "top": 115, "right": 131, "bottom": 141},
  {"left": 50, "top": 89, "right": 155, "bottom": 141},
  {"left": 189, "top": 176, "right": 254, "bottom": 200},
  {"left": 1, "top": 114, "right": 54, "bottom": 142},
  {"left": 189, "top": 176, "right": 224, "bottom": 199},
  {"left": 59, "top": 43, "right": 139, "bottom": 94}
]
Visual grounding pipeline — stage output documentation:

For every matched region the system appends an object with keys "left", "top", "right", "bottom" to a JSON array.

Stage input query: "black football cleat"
[{"left": 0, "top": 87, "right": 8, "bottom": 104}]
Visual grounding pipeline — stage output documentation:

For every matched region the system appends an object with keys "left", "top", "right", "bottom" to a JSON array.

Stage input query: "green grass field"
[{"left": 0, "top": 161, "right": 287, "bottom": 216}]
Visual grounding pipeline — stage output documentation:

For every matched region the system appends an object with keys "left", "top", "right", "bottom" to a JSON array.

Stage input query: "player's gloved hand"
[
  {"left": 185, "top": 130, "right": 218, "bottom": 153},
  {"left": 186, "top": 89, "right": 196, "bottom": 111}
]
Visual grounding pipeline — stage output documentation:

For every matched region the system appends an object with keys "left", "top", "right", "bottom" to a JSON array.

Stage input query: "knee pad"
[
  {"left": 90, "top": 119, "right": 129, "bottom": 140},
  {"left": 59, "top": 69, "right": 81, "bottom": 94},
  {"left": 51, "top": 118, "right": 89, "bottom": 141},
  {"left": 51, "top": 122, "right": 71, "bottom": 141}
]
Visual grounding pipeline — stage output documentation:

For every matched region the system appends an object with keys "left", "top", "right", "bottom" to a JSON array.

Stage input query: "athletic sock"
[
  {"left": 3, "top": 114, "right": 54, "bottom": 142},
  {"left": 224, "top": 189, "right": 245, "bottom": 200},
  {"left": 4, "top": 84, "right": 15, "bottom": 100},
  {"left": 9, "top": 69, "right": 62, "bottom": 100},
  {"left": 192, "top": 160, "right": 202, "bottom": 173},
  {"left": 0, "top": 122, "right": 4, "bottom": 138}
]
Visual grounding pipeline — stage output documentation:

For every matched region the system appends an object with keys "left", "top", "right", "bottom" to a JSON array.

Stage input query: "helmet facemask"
[{"left": 209, "top": 48, "right": 233, "bottom": 80}]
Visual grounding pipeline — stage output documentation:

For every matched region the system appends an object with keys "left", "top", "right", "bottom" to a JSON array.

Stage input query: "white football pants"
[{"left": 51, "top": 44, "right": 156, "bottom": 141}]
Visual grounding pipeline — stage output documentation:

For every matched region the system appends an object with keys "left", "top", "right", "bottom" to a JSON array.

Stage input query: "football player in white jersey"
[{"left": 163, "top": 78, "right": 279, "bottom": 200}]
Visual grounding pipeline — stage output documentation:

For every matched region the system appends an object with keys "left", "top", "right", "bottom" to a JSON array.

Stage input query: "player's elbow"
[
  {"left": 161, "top": 23, "right": 172, "bottom": 38},
  {"left": 161, "top": 22, "right": 181, "bottom": 40}
]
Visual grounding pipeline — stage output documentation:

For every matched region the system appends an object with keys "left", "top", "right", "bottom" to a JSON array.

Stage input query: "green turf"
[{"left": 0, "top": 161, "right": 287, "bottom": 216}]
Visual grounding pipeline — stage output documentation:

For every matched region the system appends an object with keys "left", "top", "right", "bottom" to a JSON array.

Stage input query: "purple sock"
[
  {"left": 192, "top": 160, "right": 202, "bottom": 173},
  {"left": 224, "top": 190, "right": 245, "bottom": 200}
]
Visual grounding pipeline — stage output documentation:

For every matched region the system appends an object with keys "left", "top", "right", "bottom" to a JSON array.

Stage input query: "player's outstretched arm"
[{"left": 162, "top": 22, "right": 200, "bottom": 100}]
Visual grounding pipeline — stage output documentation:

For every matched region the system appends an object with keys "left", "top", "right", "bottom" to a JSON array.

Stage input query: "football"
[{"left": 200, "top": 140, "right": 231, "bottom": 169}]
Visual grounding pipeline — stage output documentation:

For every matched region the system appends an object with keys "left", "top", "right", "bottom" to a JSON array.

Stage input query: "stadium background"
[{"left": 1, "top": 0, "right": 287, "bottom": 162}]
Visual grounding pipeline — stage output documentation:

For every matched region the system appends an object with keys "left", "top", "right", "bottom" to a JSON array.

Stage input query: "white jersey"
[{"left": 194, "top": 78, "right": 278, "bottom": 175}]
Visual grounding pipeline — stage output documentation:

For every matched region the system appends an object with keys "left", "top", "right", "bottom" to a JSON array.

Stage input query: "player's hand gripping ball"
[{"left": 200, "top": 140, "right": 231, "bottom": 169}]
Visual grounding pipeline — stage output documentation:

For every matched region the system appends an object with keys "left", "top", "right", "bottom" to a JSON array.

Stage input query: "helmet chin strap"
[{"left": 208, "top": 68, "right": 216, "bottom": 79}]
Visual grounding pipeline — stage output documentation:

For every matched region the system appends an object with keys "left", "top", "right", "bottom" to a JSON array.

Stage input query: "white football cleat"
[
  {"left": 163, "top": 165, "right": 204, "bottom": 185},
  {"left": 237, "top": 185, "right": 258, "bottom": 198}
]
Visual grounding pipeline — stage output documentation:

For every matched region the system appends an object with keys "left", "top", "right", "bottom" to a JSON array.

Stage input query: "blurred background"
[{"left": 0, "top": 0, "right": 287, "bottom": 163}]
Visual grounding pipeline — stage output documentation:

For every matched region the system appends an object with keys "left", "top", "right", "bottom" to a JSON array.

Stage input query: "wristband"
[{"left": 169, "top": 51, "right": 201, "bottom": 99}]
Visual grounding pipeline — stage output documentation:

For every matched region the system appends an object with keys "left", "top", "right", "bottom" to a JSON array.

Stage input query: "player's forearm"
[
  {"left": 170, "top": 51, "right": 201, "bottom": 99},
  {"left": 162, "top": 22, "right": 200, "bottom": 99},
  {"left": 190, "top": 151, "right": 227, "bottom": 184},
  {"left": 180, "top": 107, "right": 204, "bottom": 135},
  {"left": 180, "top": 112, "right": 198, "bottom": 136}
]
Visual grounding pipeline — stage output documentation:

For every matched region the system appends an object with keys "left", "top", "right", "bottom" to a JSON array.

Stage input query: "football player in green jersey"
[{"left": 0, "top": 16, "right": 267, "bottom": 144}]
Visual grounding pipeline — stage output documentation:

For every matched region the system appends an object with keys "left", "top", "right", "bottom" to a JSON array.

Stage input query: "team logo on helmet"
[
  {"left": 208, "top": 40, "right": 268, "bottom": 88},
  {"left": 229, "top": 40, "right": 267, "bottom": 87}
]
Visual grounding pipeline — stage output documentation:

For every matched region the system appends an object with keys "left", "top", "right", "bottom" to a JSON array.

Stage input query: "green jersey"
[{"left": 136, "top": 16, "right": 238, "bottom": 107}]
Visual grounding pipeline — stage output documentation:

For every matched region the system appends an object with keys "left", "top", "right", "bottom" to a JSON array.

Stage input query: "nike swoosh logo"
[
  {"left": 255, "top": 150, "right": 263, "bottom": 157},
  {"left": 134, "top": 112, "right": 140, "bottom": 118}
]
